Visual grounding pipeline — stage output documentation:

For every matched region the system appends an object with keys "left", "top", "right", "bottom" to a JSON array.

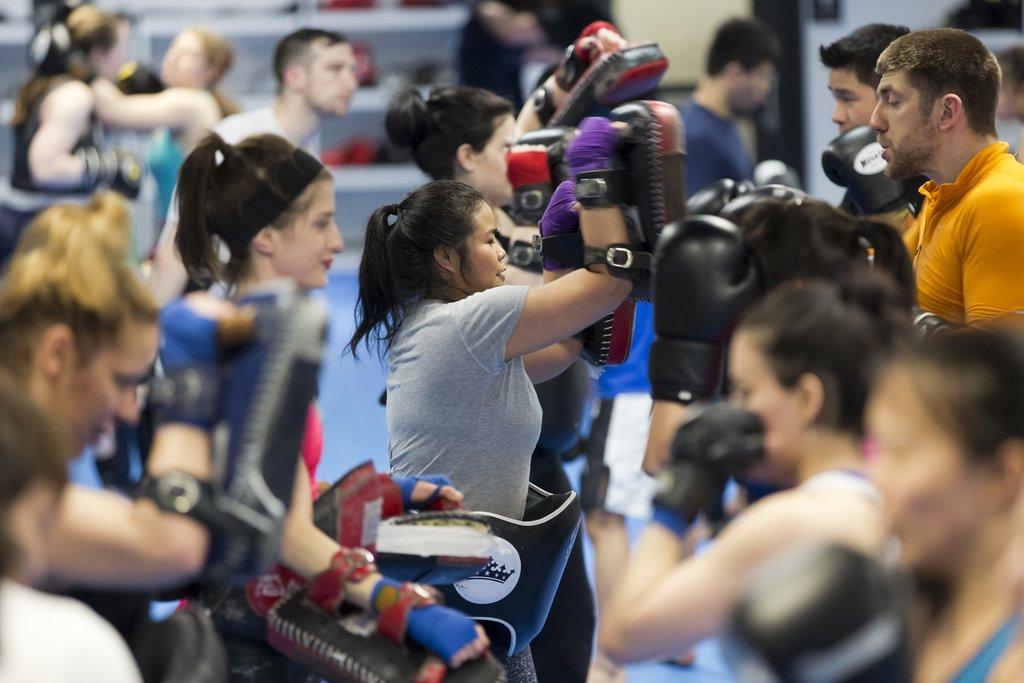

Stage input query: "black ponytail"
[
  {"left": 734, "top": 198, "right": 915, "bottom": 307},
  {"left": 347, "top": 180, "right": 487, "bottom": 358},
  {"left": 739, "top": 269, "right": 913, "bottom": 436},
  {"left": 175, "top": 133, "right": 233, "bottom": 282},
  {"left": 385, "top": 86, "right": 514, "bottom": 180}
]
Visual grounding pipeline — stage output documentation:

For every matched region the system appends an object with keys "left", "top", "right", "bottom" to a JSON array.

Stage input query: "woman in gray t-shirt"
[{"left": 349, "top": 169, "right": 630, "bottom": 521}]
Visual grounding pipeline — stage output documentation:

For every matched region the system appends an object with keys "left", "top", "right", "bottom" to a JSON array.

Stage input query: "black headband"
[{"left": 210, "top": 146, "right": 325, "bottom": 253}]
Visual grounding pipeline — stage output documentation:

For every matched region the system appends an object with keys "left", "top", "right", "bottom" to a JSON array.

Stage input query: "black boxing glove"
[
  {"left": 686, "top": 178, "right": 755, "bottom": 217},
  {"left": 77, "top": 147, "right": 145, "bottom": 199},
  {"left": 753, "top": 160, "right": 803, "bottom": 190},
  {"left": 651, "top": 404, "right": 763, "bottom": 532},
  {"left": 116, "top": 60, "right": 165, "bottom": 95},
  {"left": 726, "top": 544, "right": 912, "bottom": 683},
  {"left": 718, "top": 184, "right": 807, "bottom": 221},
  {"left": 648, "top": 216, "right": 761, "bottom": 403},
  {"left": 821, "top": 125, "right": 918, "bottom": 217}
]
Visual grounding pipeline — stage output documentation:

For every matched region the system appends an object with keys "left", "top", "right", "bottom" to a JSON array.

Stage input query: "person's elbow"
[{"left": 598, "top": 613, "right": 643, "bottom": 665}]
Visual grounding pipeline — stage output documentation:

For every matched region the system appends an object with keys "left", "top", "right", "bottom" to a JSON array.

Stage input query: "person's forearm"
[
  {"left": 643, "top": 401, "right": 692, "bottom": 475},
  {"left": 147, "top": 222, "right": 189, "bottom": 306},
  {"left": 47, "top": 486, "right": 207, "bottom": 588},
  {"left": 29, "top": 152, "right": 88, "bottom": 188},
  {"left": 600, "top": 524, "right": 700, "bottom": 662}
]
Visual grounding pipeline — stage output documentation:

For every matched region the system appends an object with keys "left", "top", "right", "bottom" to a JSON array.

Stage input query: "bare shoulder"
[
  {"left": 42, "top": 79, "right": 95, "bottom": 113},
  {"left": 717, "top": 488, "right": 884, "bottom": 562}
]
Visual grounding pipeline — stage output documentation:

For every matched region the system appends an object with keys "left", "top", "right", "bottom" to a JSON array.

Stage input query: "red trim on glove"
[
  {"left": 575, "top": 20, "right": 620, "bottom": 60},
  {"left": 245, "top": 564, "right": 306, "bottom": 618},
  {"left": 308, "top": 548, "right": 377, "bottom": 615},
  {"left": 507, "top": 148, "right": 552, "bottom": 187}
]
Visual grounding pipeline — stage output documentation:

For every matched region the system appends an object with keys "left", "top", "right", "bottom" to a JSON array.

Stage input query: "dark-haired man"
[
  {"left": 683, "top": 17, "right": 780, "bottom": 196},
  {"left": 996, "top": 45, "right": 1024, "bottom": 157},
  {"left": 820, "top": 23, "right": 909, "bottom": 135},
  {"left": 872, "top": 28, "right": 1024, "bottom": 325},
  {"left": 150, "top": 28, "right": 357, "bottom": 303}
]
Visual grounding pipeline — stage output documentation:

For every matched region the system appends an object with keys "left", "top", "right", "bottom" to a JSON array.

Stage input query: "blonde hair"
[
  {"left": 0, "top": 192, "right": 159, "bottom": 378},
  {"left": 190, "top": 26, "right": 240, "bottom": 117},
  {"left": 12, "top": 5, "right": 121, "bottom": 125}
]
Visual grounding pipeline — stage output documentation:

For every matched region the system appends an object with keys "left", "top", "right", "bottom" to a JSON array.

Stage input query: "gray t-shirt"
[{"left": 387, "top": 286, "right": 542, "bottom": 519}]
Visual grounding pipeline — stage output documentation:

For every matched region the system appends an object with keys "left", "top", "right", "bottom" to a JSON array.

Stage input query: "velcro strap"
[
  {"left": 649, "top": 338, "right": 726, "bottom": 403},
  {"left": 308, "top": 548, "right": 378, "bottom": 615},
  {"left": 540, "top": 232, "right": 584, "bottom": 269},
  {"left": 575, "top": 169, "right": 627, "bottom": 208},
  {"left": 582, "top": 243, "right": 655, "bottom": 277},
  {"left": 375, "top": 583, "right": 439, "bottom": 645},
  {"left": 148, "top": 366, "right": 220, "bottom": 427}
]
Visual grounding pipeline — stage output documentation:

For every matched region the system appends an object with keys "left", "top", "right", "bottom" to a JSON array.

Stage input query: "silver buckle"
[
  {"left": 518, "top": 189, "right": 546, "bottom": 211},
  {"left": 576, "top": 178, "right": 609, "bottom": 200},
  {"left": 606, "top": 247, "right": 634, "bottom": 269}
]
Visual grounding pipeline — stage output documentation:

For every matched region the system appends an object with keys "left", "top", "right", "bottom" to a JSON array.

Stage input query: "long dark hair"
[
  {"left": 734, "top": 198, "right": 916, "bottom": 309},
  {"left": 739, "top": 270, "right": 912, "bottom": 436},
  {"left": 347, "top": 180, "right": 487, "bottom": 358},
  {"left": 385, "top": 86, "right": 514, "bottom": 180},
  {"left": 175, "top": 132, "right": 330, "bottom": 284}
]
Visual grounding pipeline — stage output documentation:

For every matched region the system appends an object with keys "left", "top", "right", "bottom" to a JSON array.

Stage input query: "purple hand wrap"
[
  {"left": 539, "top": 180, "right": 579, "bottom": 270},
  {"left": 567, "top": 116, "right": 618, "bottom": 177}
]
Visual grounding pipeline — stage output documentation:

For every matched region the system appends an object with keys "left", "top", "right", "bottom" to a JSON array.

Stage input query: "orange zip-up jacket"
[{"left": 904, "top": 142, "right": 1024, "bottom": 325}]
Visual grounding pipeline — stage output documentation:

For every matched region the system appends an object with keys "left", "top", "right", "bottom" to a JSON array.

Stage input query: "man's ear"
[
  {"left": 433, "top": 245, "right": 458, "bottom": 275},
  {"left": 251, "top": 227, "right": 276, "bottom": 257},
  {"left": 937, "top": 93, "right": 964, "bottom": 132},
  {"left": 455, "top": 143, "right": 478, "bottom": 175},
  {"left": 35, "top": 324, "right": 76, "bottom": 383},
  {"left": 281, "top": 63, "right": 307, "bottom": 93}
]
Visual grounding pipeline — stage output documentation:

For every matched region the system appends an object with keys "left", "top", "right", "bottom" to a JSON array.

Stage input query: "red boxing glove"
[
  {"left": 555, "top": 20, "right": 622, "bottom": 91},
  {"left": 507, "top": 146, "right": 551, "bottom": 189}
]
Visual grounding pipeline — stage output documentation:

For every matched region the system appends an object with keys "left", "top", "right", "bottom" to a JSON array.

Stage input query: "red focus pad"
[
  {"left": 377, "top": 473, "right": 405, "bottom": 520},
  {"left": 375, "top": 582, "right": 439, "bottom": 645},
  {"left": 245, "top": 564, "right": 306, "bottom": 618},
  {"left": 573, "top": 20, "right": 619, "bottom": 59},
  {"left": 321, "top": 461, "right": 384, "bottom": 551}
]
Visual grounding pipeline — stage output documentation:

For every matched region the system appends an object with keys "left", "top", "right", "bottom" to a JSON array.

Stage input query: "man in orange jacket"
[{"left": 871, "top": 28, "right": 1024, "bottom": 326}]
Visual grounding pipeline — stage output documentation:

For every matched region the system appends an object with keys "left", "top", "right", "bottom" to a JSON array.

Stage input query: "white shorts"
[{"left": 592, "top": 392, "right": 658, "bottom": 520}]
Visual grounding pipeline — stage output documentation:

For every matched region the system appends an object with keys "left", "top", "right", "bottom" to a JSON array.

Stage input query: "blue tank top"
[
  {"left": 949, "top": 616, "right": 1017, "bottom": 683},
  {"left": 149, "top": 128, "right": 184, "bottom": 220}
]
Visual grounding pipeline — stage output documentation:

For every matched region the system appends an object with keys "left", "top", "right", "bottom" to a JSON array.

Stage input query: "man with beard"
[
  {"left": 872, "top": 28, "right": 1024, "bottom": 326},
  {"left": 682, "top": 18, "right": 780, "bottom": 196}
]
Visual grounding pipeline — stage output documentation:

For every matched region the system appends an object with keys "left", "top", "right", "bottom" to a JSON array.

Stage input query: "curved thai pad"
[
  {"left": 266, "top": 590, "right": 507, "bottom": 683},
  {"left": 549, "top": 43, "right": 669, "bottom": 127},
  {"left": 438, "top": 484, "right": 582, "bottom": 656}
]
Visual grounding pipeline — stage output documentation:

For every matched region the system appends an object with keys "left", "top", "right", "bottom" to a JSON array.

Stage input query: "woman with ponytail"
[
  {"left": 385, "top": 86, "right": 547, "bottom": 283},
  {"left": 173, "top": 132, "right": 489, "bottom": 680},
  {"left": 599, "top": 269, "right": 912, "bottom": 664}
]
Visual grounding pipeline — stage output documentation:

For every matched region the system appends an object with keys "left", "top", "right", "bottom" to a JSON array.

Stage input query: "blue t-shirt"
[
  {"left": 682, "top": 102, "right": 753, "bottom": 198},
  {"left": 596, "top": 301, "right": 653, "bottom": 398}
]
